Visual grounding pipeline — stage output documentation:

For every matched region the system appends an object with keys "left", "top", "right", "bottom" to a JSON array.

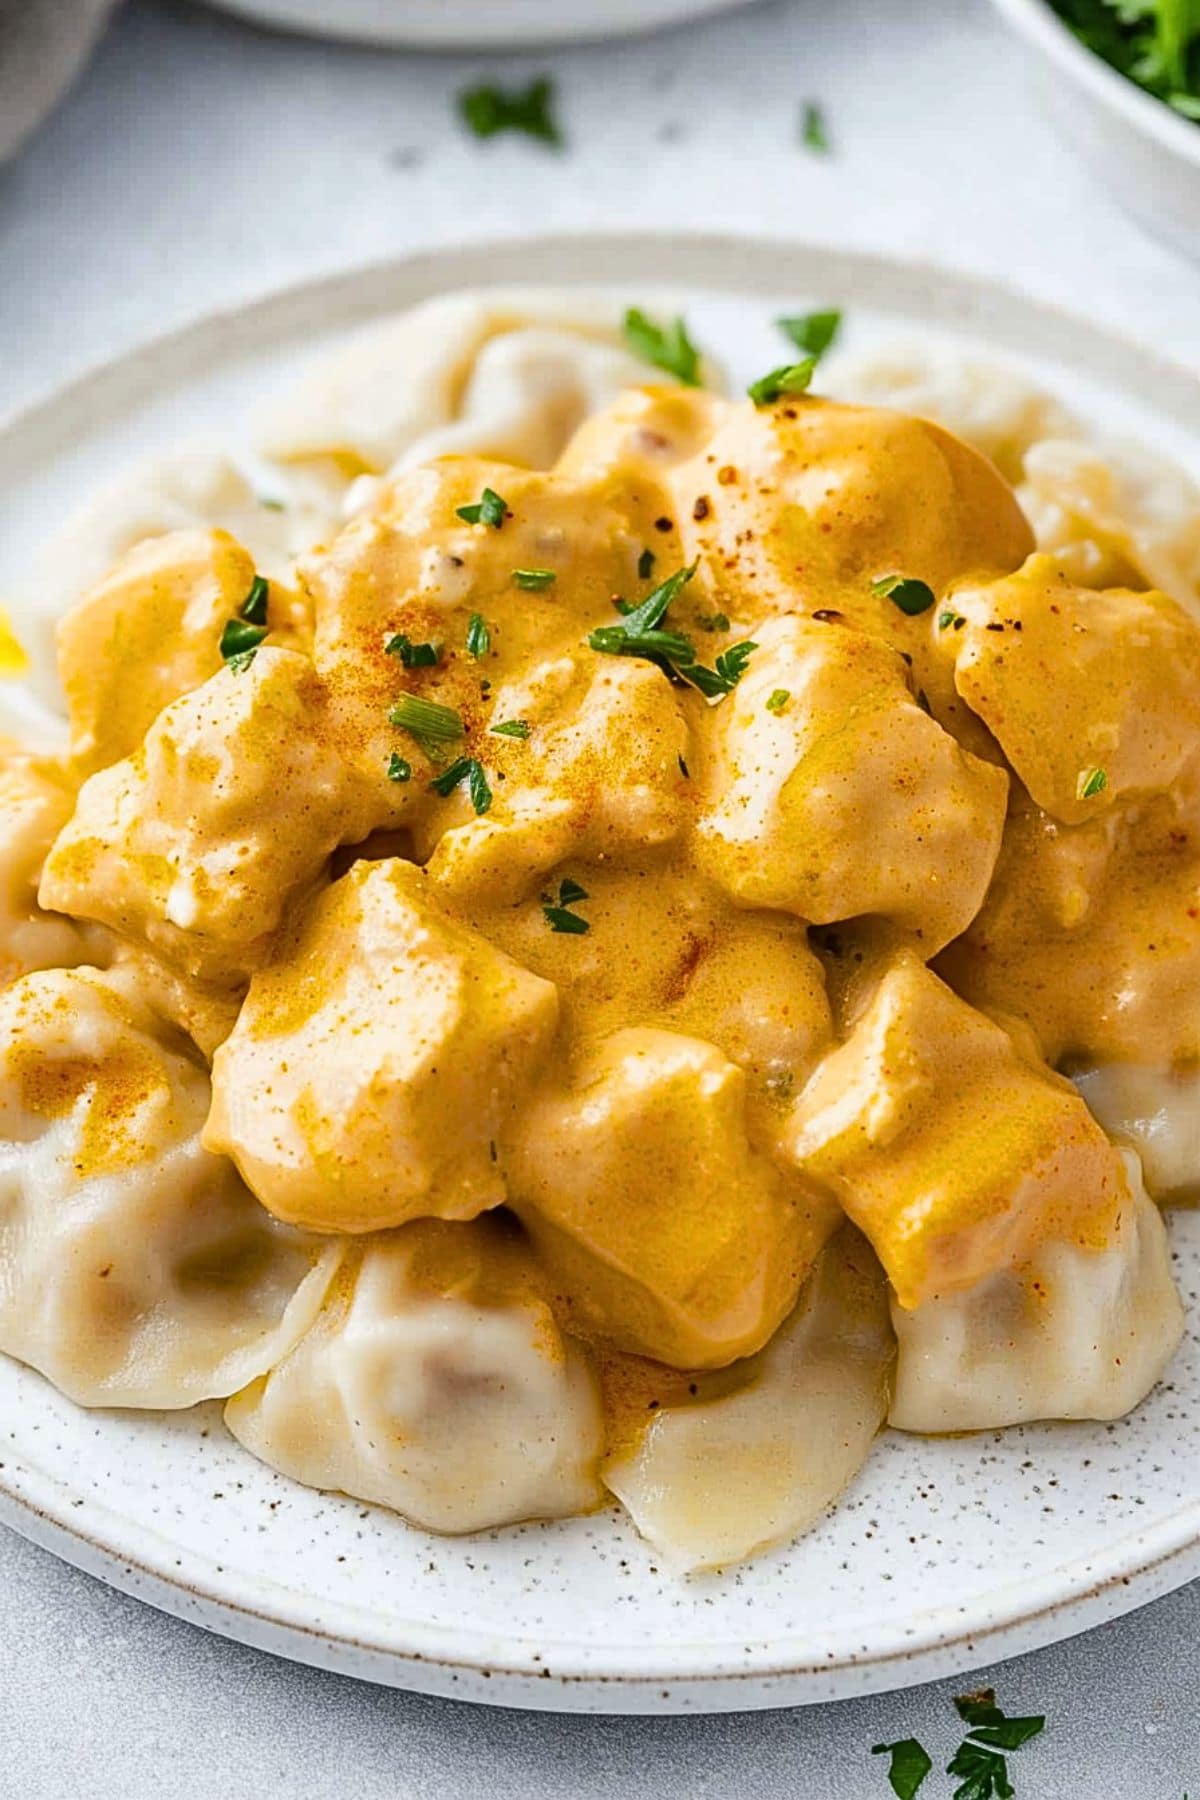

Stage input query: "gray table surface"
[{"left": 2, "top": 1, "right": 1199, "bottom": 1792}]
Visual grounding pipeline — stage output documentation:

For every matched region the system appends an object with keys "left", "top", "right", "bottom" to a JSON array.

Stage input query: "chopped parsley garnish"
[
  {"left": 871, "top": 1739, "right": 932, "bottom": 1799},
  {"left": 430, "top": 755, "right": 492, "bottom": 815},
  {"left": 766, "top": 687, "right": 790, "bottom": 714},
  {"left": 871, "top": 573, "right": 936, "bottom": 616},
  {"left": 220, "top": 618, "right": 268, "bottom": 662},
  {"left": 622, "top": 307, "right": 703, "bottom": 387},
  {"left": 777, "top": 309, "right": 842, "bottom": 359},
  {"left": 943, "top": 1688, "right": 1046, "bottom": 1798},
  {"left": 466, "top": 612, "right": 490, "bottom": 657},
  {"left": 385, "top": 631, "right": 440, "bottom": 668},
  {"left": 386, "top": 752, "right": 412, "bottom": 783},
  {"left": 801, "top": 99, "right": 830, "bottom": 151},
  {"left": 685, "top": 639, "right": 757, "bottom": 697},
  {"left": 226, "top": 649, "right": 258, "bottom": 675},
  {"left": 588, "top": 562, "right": 753, "bottom": 699},
  {"left": 1049, "top": 1, "right": 1200, "bottom": 124},
  {"left": 542, "top": 877, "right": 590, "bottom": 934},
  {"left": 512, "top": 568, "right": 557, "bottom": 591},
  {"left": 638, "top": 547, "right": 656, "bottom": 580},
  {"left": 699, "top": 611, "right": 731, "bottom": 633},
  {"left": 1077, "top": 765, "right": 1108, "bottom": 800},
  {"left": 456, "top": 486, "right": 508, "bottom": 528},
  {"left": 257, "top": 495, "right": 286, "bottom": 512},
  {"left": 387, "top": 694, "right": 465, "bottom": 760},
  {"left": 239, "top": 575, "right": 269, "bottom": 626},
  {"left": 491, "top": 718, "right": 531, "bottom": 739},
  {"left": 938, "top": 609, "right": 966, "bottom": 631},
  {"left": 747, "top": 358, "right": 817, "bottom": 406},
  {"left": 458, "top": 76, "right": 562, "bottom": 146}
]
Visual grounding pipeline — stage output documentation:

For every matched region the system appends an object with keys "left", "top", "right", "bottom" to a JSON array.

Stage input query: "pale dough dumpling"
[
  {"left": 0, "top": 966, "right": 339, "bottom": 1407},
  {"left": 1074, "top": 1063, "right": 1200, "bottom": 1202},
  {"left": 1020, "top": 437, "right": 1200, "bottom": 612},
  {"left": 205, "top": 858, "right": 560, "bottom": 1234},
  {"left": 256, "top": 289, "right": 682, "bottom": 478},
  {"left": 508, "top": 1025, "right": 839, "bottom": 1368},
  {"left": 603, "top": 1228, "right": 893, "bottom": 1571},
  {"left": 693, "top": 615, "right": 1008, "bottom": 952},
  {"left": 889, "top": 1153, "right": 1183, "bottom": 1431},
  {"left": 225, "top": 1217, "right": 605, "bottom": 1533},
  {"left": 40, "top": 648, "right": 374, "bottom": 980}
]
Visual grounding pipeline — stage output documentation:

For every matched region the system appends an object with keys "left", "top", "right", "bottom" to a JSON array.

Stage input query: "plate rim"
[{"left": 3, "top": 228, "right": 1199, "bottom": 1711}]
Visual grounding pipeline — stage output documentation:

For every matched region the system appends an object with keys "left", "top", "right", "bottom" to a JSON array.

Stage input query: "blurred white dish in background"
[
  {"left": 203, "top": 0, "right": 753, "bottom": 47},
  {"left": 0, "top": 0, "right": 116, "bottom": 161},
  {"left": 988, "top": 0, "right": 1200, "bottom": 261}
]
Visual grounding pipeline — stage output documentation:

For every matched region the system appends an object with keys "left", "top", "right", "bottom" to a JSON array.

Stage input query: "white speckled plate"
[{"left": 2, "top": 234, "right": 1199, "bottom": 1713}]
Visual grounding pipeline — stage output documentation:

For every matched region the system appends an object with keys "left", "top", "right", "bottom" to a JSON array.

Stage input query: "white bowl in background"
[
  {"left": 204, "top": 0, "right": 753, "bottom": 47},
  {"left": 990, "top": 0, "right": 1200, "bottom": 262}
]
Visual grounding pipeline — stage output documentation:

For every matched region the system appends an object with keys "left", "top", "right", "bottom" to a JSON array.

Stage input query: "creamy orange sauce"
[{"left": 6, "top": 382, "right": 1199, "bottom": 1413}]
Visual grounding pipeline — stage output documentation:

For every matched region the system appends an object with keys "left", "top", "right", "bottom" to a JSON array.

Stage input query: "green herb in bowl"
[{"left": 1049, "top": 0, "right": 1200, "bottom": 121}]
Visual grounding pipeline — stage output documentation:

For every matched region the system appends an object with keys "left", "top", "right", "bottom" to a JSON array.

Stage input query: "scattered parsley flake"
[
  {"left": 766, "top": 687, "right": 790, "bottom": 714},
  {"left": 699, "top": 611, "right": 731, "bottom": 633},
  {"left": 938, "top": 609, "right": 965, "bottom": 631},
  {"left": 512, "top": 568, "right": 557, "bottom": 591},
  {"left": 220, "top": 618, "right": 268, "bottom": 661},
  {"left": 946, "top": 1739, "right": 1014, "bottom": 1800},
  {"left": 456, "top": 486, "right": 508, "bottom": 528},
  {"left": 458, "top": 76, "right": 562, "bottom": 146},
  {"left": 386, "top": 752, "right": 412, "bottom": 783},
  {"left": 465, "top": 613, "right": 490, "bottom": 658},
  {"left": 677, "top": 752, "right": 690, "bottom": 778},
  {"left": 801, "top": 99, "right": 830, "bottom": 152},
  {"left": 871, "top": 1738, "right": 932, "bottom": 1800},
  {"left": 542, "top": 877, "right": 590, "bottom": 934},
  {"left": 684, "top": 639, "right": 757, "bottom": 698},
  {"left": 385, "top": 631, "right": 440, "bottom": 668},
  {"left": 239, "top": 575, "right": 269, "bottom": 625},
  {"left": 1077, "top": 766, "right": 1108, "bottom": 800},
  {"left": 491, "top": 718, "right": 531, "bottom": 739},
  {"left": 747, "top": 358, "right": 817, "bottom": 406},
  {"left": 429, "top": 755, "right": 492, "bottom": 815},
  {"left": 622, "top": 307, "right": 703, "bottom": 386},
  {"left": 638, "top": 547, "right": 656, "bottom": 580},
  {"left": 257, "top": 495, "right": 286, "bottom": 512},
  {"left": 226, "top": 648, "right": 258, "bottom": 675},
  {"left": 871, "top": 573, "right": 936, "bottom": 616},
  {"left": 777, "top": 309, "right": 841, "bottom": 359}
]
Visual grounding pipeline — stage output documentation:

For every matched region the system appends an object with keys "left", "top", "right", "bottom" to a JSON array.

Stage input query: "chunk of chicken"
[
  {"left": 946, "top": 554, "right": 1200, "bottom": 824},
  {"left": 205, "top": 858, "right": 560, "bottom": 1234},
  {"left": 783, "top": 953, "right": 1128, "bottom": 1309},
  {"left": 693, "top": 615, "right": 1008, "bottom": 952},
  {"left": 302, "top": 459, "right": 642, "bottom": 804},
  {"left": 508, "top": 1026, "right": 839, "bottom": 1368},
  {"left": 40, "top": 648, "right": 372, "bottom": 981},
  {"left": 426, "top": 655, "right": 690, "bottom": 902},
  {"left": 670, "top": 395, "right": 1033, "bottom": 723},
  {"left": 57, "top": 528, "right": 309, "bottom": 773}
]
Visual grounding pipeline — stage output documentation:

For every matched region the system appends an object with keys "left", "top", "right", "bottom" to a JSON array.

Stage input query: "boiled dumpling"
[
  {"left": 224, "top": 1216, "right": 605, "bottom": 1533},
  {"left": 0, "top": 748, "right": 97, "bottom": 988},
  {"left": 0, "top": 966, "right": 339, "bottom": 1407},
  {"left": 602, "top": 1228, "right": 893, "bottom": 1571},
  {"left": 1074, "top": 1063, "right": 1200, "bottom": 1202},
  {"left": 889, "top": 1153, "right": 1183, "bottom": 1431},
  {"left": 256, "top": 289, "right": 691, "bottom": 481}
]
